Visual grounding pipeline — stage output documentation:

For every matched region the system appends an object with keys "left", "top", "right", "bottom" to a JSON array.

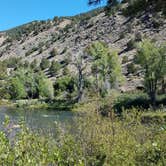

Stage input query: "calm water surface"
[{"left": 0, "top": 106, "right": 75, "bottom": 136}]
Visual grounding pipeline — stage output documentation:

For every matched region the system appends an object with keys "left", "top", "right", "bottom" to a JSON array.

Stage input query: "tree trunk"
[
  {"left": 149, "top": 91, "right": 156, "bottom": 109},
  {"left": 77, "top": 69, "right": 84, "bottom": 102},
  {"left": 161, "top": 78, "right": 165, "bottom": 94}
]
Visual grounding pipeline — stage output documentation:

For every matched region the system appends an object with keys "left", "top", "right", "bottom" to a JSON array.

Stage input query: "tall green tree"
[
  {"left": 73, "top": 53, "right": 88, "bottom": 102},
  {"left": 10, "top": 77, "right": 27, "bottom": 100},
  {"left": 37, "top": 73, "right": 54, "bottom": 99},
  {"left": 135, "top": 39, "right": 166, "bottom": 106},
  {"left": 87, "top": 41, "right": 123, "bottom": 96}
]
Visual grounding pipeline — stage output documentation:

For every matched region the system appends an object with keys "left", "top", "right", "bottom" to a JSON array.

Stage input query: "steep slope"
[{"left": 0, "top": 4, "right": 166, "bottom": 91}]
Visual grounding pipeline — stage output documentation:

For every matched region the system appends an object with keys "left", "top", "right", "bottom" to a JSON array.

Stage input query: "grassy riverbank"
[
  {"left": 0, "top": 92, "right": 166, "bottom": 165},
  {"left": 0, "top": 106, "right": 166, "bottom": 165}
]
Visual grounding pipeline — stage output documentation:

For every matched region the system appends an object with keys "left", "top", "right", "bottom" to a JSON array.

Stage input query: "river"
[{"left": 0, "top": 106, "right": 75, "bottom": 137}]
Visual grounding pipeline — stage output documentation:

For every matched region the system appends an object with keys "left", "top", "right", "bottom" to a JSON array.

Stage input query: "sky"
[{"left": 0, "top": 0, "right": 106, "bottom": 31}]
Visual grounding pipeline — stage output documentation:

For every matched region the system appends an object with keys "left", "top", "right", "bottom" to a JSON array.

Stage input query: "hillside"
[{"left": 0, "top": 2, "right": 166, "bottom": 91}]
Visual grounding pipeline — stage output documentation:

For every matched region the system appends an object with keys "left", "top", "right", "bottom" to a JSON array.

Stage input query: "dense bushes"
[
  {"left": 3, "top": 57, "right": 22, "bottom": 68},
  {"left": 54, "top": 76, "right": 76, "bottom": 98},
  {"left": 0, "top": 107, "right": 166, "bottom": 165},
  {"left": 123, "top": 0, "right": 148, "bottom": 16},
  {"left": 113, "top": 92, "right": 166, "bottom": 114},
  {"left": 8, "top": 69, "right": 54, "bottom": 100},
  {"left": 113, "top": 92, "right": 150, "bottom": 113},
  {"left": 122, "top": 0, "right": 166, "bottom": 16}
]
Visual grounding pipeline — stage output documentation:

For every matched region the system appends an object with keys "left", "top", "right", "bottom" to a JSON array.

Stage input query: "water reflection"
[{"left": 0, "top": 106, "right": 75, "bottom": 137}]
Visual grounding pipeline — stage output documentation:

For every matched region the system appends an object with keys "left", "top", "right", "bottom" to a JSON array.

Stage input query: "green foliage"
[
  {"left": 25, "top": 47, "right": 38, "bottom": 57},
  {"left": 30, "top": 59, "right": 37, "bottom": 69},
  {"left": 0, "top": 62, "right": 7, "bottom": 80},
  {"left": 3, "top": 57, "right": 22, "bottom": 68},
  {"left": 10, "top": 77, "right": 27, "bottom": 99},
  {"left": 73, "top": 104, "right": 166, "bottom": 165},
  {"left": 127, "top": 38, "right": 136, "bottom": 50},
  {"left": 54, "top": 76, "right": 76, "bottom": 98},
  {"left": 122, "top": 0, "right": 166, "bottom": 16},
  {"left": 6, "top": 20, "right": 52, "bottom": 41},
  {"left": 40, "top": 58, "right": 50, "bottom": 70},
  {"left": 7, "top": 68, "right": 54, "bottom": 100},
  {"left": 0, "top": 107, "right": 166, "bottom": 165},
  {"left": 127, "top": 63, "right": 137, "bottom": 74},
  {"left": 122, "top": 56, "right": 128, "bottom": 64},
  {"left": 135, "top": 39, "right": 166, "bottom": 105},
  {"left": 37, "top": 73, "right": 54, "bottom": 99},
  {"left": 86, "top": 41, "right": 123, "bottom": 95},
  {"left": 49, "top": 60, "right": 61, "bottom": 76},
  {"left": 49, "top": 48, "right": 58, "bottom": 58},
  {"left": 113, "top": 92, "right": 150, "bottom": 113},
  {"left": 123, "top": 0, "right": 148, "bottom": 16},
  {"left": 113, "top": 92, "right": 166, "bottom": 114}
]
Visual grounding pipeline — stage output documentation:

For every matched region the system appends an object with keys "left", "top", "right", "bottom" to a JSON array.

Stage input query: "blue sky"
[{"left": 0, "top": 0, "right": 106, "bottom": 31}]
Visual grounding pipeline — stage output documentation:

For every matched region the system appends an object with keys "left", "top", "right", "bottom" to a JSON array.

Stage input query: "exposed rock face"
[{"left": 0, "top": 6, "right": 166, "bottom": 91}]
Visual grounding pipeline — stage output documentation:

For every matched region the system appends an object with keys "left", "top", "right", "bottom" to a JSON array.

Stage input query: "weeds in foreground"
[{"left": 0, "top": 106, "right": 166, "bottom": 165}]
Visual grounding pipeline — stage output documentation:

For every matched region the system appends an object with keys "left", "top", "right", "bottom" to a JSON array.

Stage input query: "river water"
[{"left": 0, "top": 106, "right": 75, "bottom": 137}]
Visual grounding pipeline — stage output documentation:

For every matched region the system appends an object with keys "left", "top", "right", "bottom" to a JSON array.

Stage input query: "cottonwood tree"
[
  {"left": 9, "top": 68, "right": 54, "bottom": 100},
  {"left": 73, "top": 52, "right": 88, "bottom": 102},
  {"left": 37, "top": 73, "right": 54, "bottom": 100},
  {"left": 10, "top": 77, "right": 27, "bottom": 100},
  {"left": 86, "top": 41, "right": 123, "bottom": 96},
  {"left": 135, "top": 39, "right": 166, "bottom": 106}
]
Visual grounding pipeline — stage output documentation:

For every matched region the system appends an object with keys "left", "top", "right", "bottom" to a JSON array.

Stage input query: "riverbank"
[
  {"left": 0, "top": 106, "right": 166, "bottom": 165},
  {"left": 0, "top": 99, "right": 75, "bottom": 111}
]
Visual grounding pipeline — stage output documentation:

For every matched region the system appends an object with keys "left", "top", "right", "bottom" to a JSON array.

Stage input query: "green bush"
[
  {"left": 40, "top": 58, "right": 50, "bottom": 70},
  {"left": 127, "top": 39, "right": 136, "bottom": 50},
  {"left": 113, "top": 92, "right": 150, "bottom": 113},
  {"left": 49, "top": 48, "right": 58, "bottom": 58},
  {"left": 49, "top": 60, "right": 61, "bottom": 76},
  {"left": 123, "top": 0, "right": 148, "bottom": 16},
  {"left": 0, "top": 107, "right": 166, "bottom": 165},
  {"left": 127, "top": 63, "right": 137, "bottom": 74},
  {"left": 122, "top": 56, "right": 128, "bottom": 64}
]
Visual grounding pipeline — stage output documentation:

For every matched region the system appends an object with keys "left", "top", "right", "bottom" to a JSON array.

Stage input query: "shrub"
[
  {"left": 113, "top": 92, "right": 150, "bottom": 114},
  {"left": 0, "top": 107, "right": 166, "bottom": 165},
  {"left": 122, "top": 56, "right": 128, "bottom": 64},
  {"left": 135, "top": 32, "right": 142, "bottom": 41},
  {"left": 40, "top": 58, "right": 50, "bottom": 70},
  {"left": 25, "top": 47, "right": 38, "bottom": 57},
  {"left": 127, "top": 63, "right": 137, "bottom": 74},
  {"left": 119, "top": 31, "right": 125, "bottom": 39},
  {"left": 127, "top": 39, "right": 136, "bottom": 50},
  {"left": 37, "top": 75, "right": 54, "bottom": 99},
  {"left": 49, "top": 60, "right": 61, "bottom": 76},
  {"left": 4, "top": 57, "right": 22, "bottom": 68},
  {"left": 122, "top": 0, "right": 148, "bottom": 16},
  {"left": 50, "top": 48, "right": 58, "bottom": 58}
]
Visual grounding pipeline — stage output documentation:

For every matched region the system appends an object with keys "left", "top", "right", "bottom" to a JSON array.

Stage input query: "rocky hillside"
[{"left": 0, "top": 3, "right": 166, "bottom": 91}]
